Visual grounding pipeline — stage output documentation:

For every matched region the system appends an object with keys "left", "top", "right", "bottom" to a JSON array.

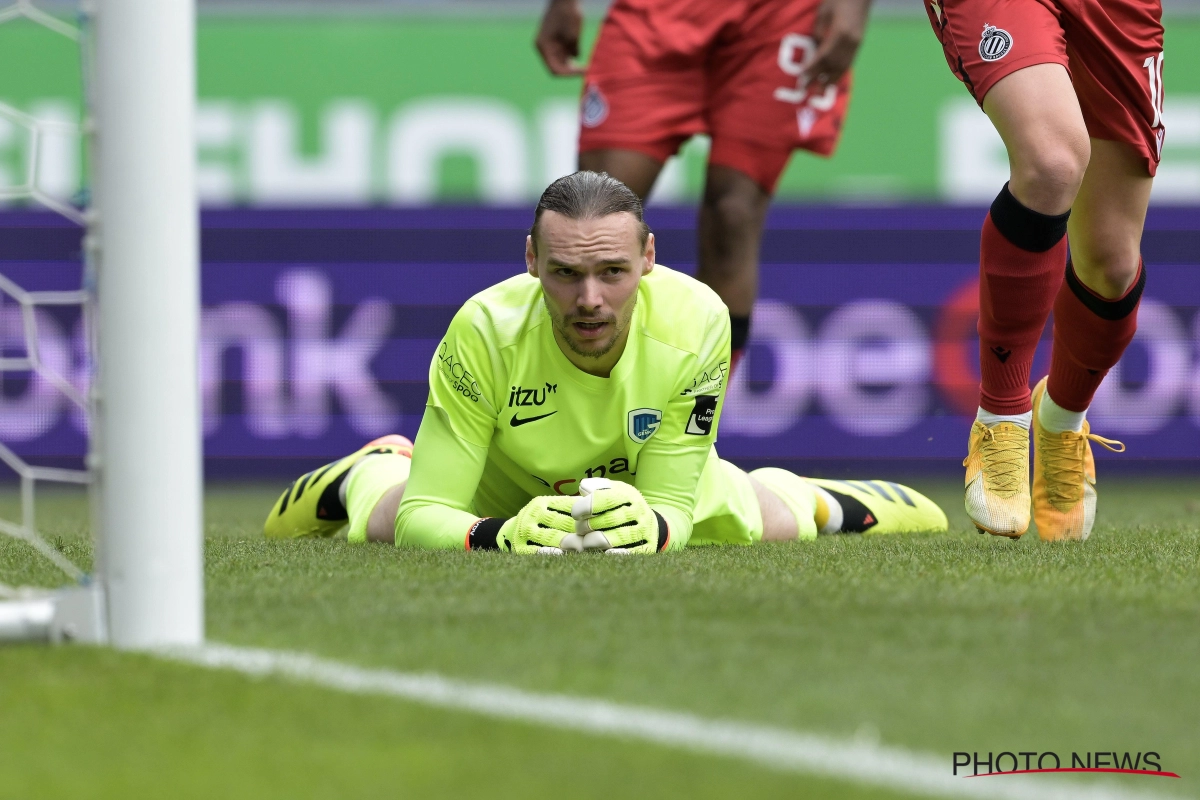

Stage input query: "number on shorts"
[
  {"left": 1143, "top": 52, "right": 1165, "bottom": 129},
  {"left": 775, "top": 33, "right": 837, "bottom": 110}
]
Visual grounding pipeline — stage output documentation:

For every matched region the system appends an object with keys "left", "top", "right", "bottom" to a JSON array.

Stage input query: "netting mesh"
[
  {"left": 0, "top": 0, "right": 93, "bottom": 598},
  {"left": 0, "top": 0, "right": 79, "bottom": 41}
]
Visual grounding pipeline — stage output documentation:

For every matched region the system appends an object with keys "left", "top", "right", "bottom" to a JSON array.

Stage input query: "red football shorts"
[
  {"left": 579, "top": 0, "right": 851, "bottom": 193},
  {"left": 926, "top": 0, "right": 1165, "bottom": 175}
]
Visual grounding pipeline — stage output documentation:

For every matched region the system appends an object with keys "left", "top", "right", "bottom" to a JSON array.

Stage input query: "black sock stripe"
[
  {"left": 1064, "top": 258, "right": 1145, "bottom": 321},
  {"left": 989, "top": 182, "right": 1070, "bottom": 252}
]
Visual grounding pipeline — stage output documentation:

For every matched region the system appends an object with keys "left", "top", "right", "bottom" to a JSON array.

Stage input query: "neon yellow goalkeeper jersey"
[{"left": 395, "top": 265, "right": 731, "bottom": 551}]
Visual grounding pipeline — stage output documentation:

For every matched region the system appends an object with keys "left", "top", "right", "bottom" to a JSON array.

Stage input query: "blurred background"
[{"left": 1, "top": 0, "right": 1197, "bottom": 477}]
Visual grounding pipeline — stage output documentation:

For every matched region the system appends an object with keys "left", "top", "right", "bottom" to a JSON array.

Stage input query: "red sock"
[
  {"left": 977, "top": 184, "right": 1070, "bottom": 415},
  {"left": 1047, "top": 259, "right": 1145, "bottom": 411}
]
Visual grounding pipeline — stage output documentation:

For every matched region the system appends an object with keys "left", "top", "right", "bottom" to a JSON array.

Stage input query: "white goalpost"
[
  {"left": 0, "top": 0, "right": 203, "bottom": 648},
  {"left": 93, "top": 0, "right": 203, "bottom": 648}
]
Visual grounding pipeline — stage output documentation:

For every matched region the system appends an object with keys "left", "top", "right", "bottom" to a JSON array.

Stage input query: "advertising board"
[{"left": 2, "top": 207, "right": 1196, "bottom": 476}]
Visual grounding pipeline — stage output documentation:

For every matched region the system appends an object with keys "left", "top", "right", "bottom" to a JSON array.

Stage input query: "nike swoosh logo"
[{"left": 509, "top": 411, "right": 557, "bottom": 427}]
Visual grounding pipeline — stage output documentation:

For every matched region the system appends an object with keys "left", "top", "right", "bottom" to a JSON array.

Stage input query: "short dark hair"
[{"left": 530, "top": 171, "right": 651, "bottom": 254}]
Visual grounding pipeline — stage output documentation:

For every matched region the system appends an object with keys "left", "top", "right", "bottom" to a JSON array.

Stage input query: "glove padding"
[
  {"left": 497, "top": 495, "right": 576, "bottom": 555},
  {"left": 565, "top": 478, "right": 661, "bottom": 554}
]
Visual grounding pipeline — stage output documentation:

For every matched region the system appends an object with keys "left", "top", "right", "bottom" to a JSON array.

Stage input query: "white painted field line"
[{"left": 159, "top": 643, "right": 1180, "bottom": 800}]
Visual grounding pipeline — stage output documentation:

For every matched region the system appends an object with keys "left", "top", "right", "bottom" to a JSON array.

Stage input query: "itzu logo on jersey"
[
  {"left": 508, "top": 382, "right": 557, "bottom": 408},
  {"left": 627, "top": 408, "right": 662, "bottom": 443},
  {"left": 979, "top": 24, "right": 1012, "bottom": 61}
]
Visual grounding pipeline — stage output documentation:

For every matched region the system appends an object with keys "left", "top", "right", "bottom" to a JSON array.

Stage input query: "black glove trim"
[
  {"left": 466, "top": 517, "right": 509, "bottom": 551},
  {"left": 654, "top": 511, "right": 670, "bottom": 552}
]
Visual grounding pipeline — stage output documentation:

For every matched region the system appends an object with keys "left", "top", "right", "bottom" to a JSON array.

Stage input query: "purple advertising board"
[{"left": 1, "top": 206, "right": 1197, "bottom": 478}]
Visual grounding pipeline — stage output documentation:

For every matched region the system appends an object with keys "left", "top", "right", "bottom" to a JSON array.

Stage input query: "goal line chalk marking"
[{"left": 159, "top": 643, "right": 1179, "bottom": 800}]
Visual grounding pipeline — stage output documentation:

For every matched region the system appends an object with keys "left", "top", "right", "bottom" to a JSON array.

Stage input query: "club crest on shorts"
[
  {"left": 627, "top": 408, "right": 662, "bottom": 443},
  {"left": 979, "top": 24, "right": 1012, "bottom": 62},
  {"left": 581, "top": 84, "right": 609, "bottom": 128}
]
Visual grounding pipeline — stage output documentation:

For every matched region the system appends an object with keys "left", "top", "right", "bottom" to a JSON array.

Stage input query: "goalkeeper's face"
[{"left": 527, "top": 211, "right": 654, "bottom": 371}]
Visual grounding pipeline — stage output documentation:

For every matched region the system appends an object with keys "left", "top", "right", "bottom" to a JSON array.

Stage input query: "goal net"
[
  {"left": 0, "top": 0, "right": 97, "bottom": 642},
  {"left": 0, "top": 0, "right": 203, "bottom": 647}
]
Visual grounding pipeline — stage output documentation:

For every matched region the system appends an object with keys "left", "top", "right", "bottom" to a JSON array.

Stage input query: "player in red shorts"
[
  {"left": 927, "top": 0, "right": 1164, "bottom": 540},
  {"left": 535, "top": 0, "right": 871, "bottom": 374}
]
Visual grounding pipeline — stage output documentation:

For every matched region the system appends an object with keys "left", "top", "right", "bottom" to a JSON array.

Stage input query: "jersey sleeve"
[
  {"left": 425, "top": 300, "right": 502, "bottom": 447},
  {"left": 394, "top": 301, "right": 502, "bottom": 549},
  {"left": 635, "top": 306, "right": 731, "bottom": 550},
  {"left": 394, "top": 405, "right": 489, "bottom": 550}
]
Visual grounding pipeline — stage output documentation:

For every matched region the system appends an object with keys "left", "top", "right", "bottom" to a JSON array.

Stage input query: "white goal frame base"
[{"left": 0, "top": 585, "right": 107, "bottom": 644}]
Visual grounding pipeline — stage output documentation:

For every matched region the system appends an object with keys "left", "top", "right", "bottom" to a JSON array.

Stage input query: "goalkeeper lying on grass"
[{"left": 265, "top": 171, "right": 946, "bottom": 553}]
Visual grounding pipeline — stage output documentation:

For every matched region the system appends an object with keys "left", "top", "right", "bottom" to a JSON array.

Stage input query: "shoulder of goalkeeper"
[{"left": 635, "top": 264, "right": 730, "bottom": 355}]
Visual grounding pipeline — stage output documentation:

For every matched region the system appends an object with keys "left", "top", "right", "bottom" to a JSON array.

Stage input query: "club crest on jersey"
[
  {"left": 979, "top": 24, "right": 1012, "bottom": 62},
  {"left": 581, "top": 84, "right": 609, "bottom": 128},
  {"left": 627, "top": 408, "right": 662, "bottom": 443}
]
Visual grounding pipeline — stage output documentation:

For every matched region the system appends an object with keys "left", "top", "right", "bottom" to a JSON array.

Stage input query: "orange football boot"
[
  {"left": 1031, "top": 378, "right": 1123, "bottom": 541},
  {"left": 963, "top": 420, "right": 1030, "bottom": 538}
]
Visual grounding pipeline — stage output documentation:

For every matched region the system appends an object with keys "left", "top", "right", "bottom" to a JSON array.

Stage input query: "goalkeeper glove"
[
  {"left": 490, "top": 494, "right": 576, "bottom": 554},
  {"left": 565, "top": 478, "right": 667, "bottom": 554}
]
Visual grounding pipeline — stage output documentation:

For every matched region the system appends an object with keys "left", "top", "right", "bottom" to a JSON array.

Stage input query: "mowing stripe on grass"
[{"left": 161, "top": 643, "right": 1178, "bottom": 800}]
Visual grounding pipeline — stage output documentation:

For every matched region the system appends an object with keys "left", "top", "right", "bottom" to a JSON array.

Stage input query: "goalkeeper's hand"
[
  {"left": 495, "top": 494, "right": 577, "bottom": 554},
  {"left": 564, "top": 478, "right": 667, "bottom": 554}
]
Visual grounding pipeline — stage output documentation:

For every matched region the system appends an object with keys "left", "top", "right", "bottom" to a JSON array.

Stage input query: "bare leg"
[
  {"left": 696, "top": 164, "right": 771, "bottom": 317},
  {"left": 365, "top": 483, "right": 405, "bottom": 544},
  {"left": 1067, "top": 139, "right": 1153, "bottom": 298},
  {"left": 749, "top": 475, "right": 799, "bottom": 542},
  {"left": 578, "top": 148, "right": 665, "bottom": 199},
  {"left": 957, "top": 63, "right": 1090, "bottom": 423},
  {"left": 983, "top": 63, "right": 1091, "bottom": 215}
]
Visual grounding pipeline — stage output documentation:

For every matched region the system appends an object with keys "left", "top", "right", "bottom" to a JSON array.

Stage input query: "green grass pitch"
[{"left": 1, "top": 477, "right": 1197, "bottom": 799}]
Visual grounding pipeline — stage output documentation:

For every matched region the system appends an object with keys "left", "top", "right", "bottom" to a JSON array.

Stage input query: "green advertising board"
[{"left": 2, "top": 13, "right": 1198, "bottom": 204}]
